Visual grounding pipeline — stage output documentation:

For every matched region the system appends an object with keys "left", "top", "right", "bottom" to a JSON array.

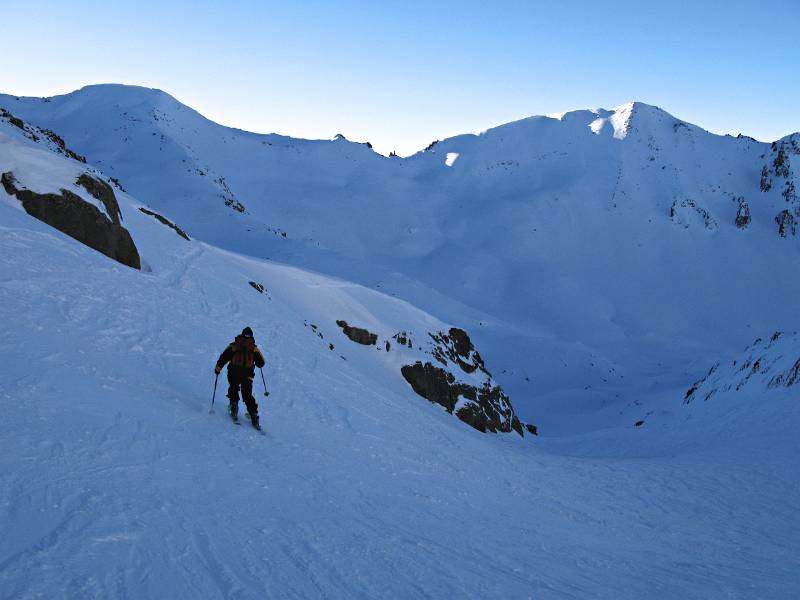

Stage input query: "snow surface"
[
  {"left": 3, "top": 85, "right": 799, "bottom": 436},
  {"left": 1, "top": 87, "right": 799, "bottom": 599}
]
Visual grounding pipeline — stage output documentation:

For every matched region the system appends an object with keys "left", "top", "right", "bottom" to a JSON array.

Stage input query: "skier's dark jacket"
[{"left": 216, "top": 335, "right": 266, "bottom": 380}]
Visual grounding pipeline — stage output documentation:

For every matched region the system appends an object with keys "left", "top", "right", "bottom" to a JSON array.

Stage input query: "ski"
[{"left": 244, "top": 413, "right": 265, "bottom": 435}]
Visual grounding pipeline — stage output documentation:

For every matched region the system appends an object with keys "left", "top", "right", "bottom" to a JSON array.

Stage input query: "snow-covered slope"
[
  {"left": 1, "top": 89, "right": 799, "bottom": 600},
  {"left": 3, "top": 85, "right": 799, "bottom": 435}
]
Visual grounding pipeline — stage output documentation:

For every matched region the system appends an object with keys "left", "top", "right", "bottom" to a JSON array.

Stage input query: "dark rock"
[
  {"left": 768, "top": 358, "right": 800, "bottom": 388},
  {"left": 138, "top": 207, "right": 190, "bottom": 240},
  {"left": 760, "top": 165, "right": 773, "bottom": 192},
  {"left": 2, "top": 109, "right": 25, "bottom": 130},
  {"left": 2, "top": 171, "right": 140, "bottom": 269},
  {"left": 248, "top": 281, "right": 265, "bottom": 293},
  {"left": 400, "top": 361, "right": 524, "bottom": 436},
  {"left": 398, "top": 326, "right": 533, "bottom": 437},
  {"left": 1, "top": 109, "right": 85, "bottom": 162},
  {"left": 336, "top": 320, "right": 378, "bottom": 345},
  {"left": 41, "top": 128, "right": 86, "bottom": 163},
  {"left": 775, "top": 209, "right": 796, "bottom": 237},
  {"left": 773, "top": 144, "right": 790, "bottom": 178},
  {"left": 634, "top": 420, "right": 644, "bottom": 427},
  {"left": 393, "top": 332, "right": 412, "bottom": 348},
  {"left": 670, "top": 197, "right": 717, "bottom": 230},
  {"left": 734, "top": 197, "right": 751, "bottom": 229},
  {"left": 783, "top": 180, "right": 797, "bottom": 204},
  {"left": 385, "top": 340, "right": 391, "bottom": 352},
  {"left": 525, "top": 423, "right": 538, "bottom": 435},
  {"left": 76, "top": 174, "right": 121, "bottom": 223},
  {"left": 683, "top": 385, "right": 697, "bottom": 403},
  {"left": 428, "top": 327, "right": 488, "bottom": 376}
]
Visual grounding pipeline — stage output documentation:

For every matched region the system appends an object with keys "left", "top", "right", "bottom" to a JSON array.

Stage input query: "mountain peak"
[{"left": 605, "top": 101, "right": 679, "bottom": 139}]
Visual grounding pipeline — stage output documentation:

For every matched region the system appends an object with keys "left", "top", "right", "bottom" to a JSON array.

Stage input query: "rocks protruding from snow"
[
  {"left": 214, "top": 176, "right": 246, "bottom": 213},
  {"left": 400, "top": 361, "right": 524, "bottom": 436},
  {"left": 0, "top": 108, "right": 85, "bottom": 163},
  {"left": 783, "top": 180, "right": 797, "bottom": 204},
  {"left": 773, "top": 144, "right": 791, "bottom": 178},
  {"left": 336, "top": 320, "right": 378, "bottom": 345},
  {"left": 761, "top": 138, "right": 799, "bottom": 230},
  {"left": 775, "top": 209, "right": 796, "bottom": 237},
  {"left": 138, "top": 207, "right": 190, "bottom": 240},
  {"left": 683, "top": 330, "right": 800, "bottom": 403},
  {"left": 1, "top": 171, "right": 140, "bottom": 269},
  {"left": 734, "top": 197, "right": 751, "bottom": 229},
  {"left": 334, "top": 320, "right": 534, "bottom": 436},
  {"left": 392, "top": 332, "right": 413, "bottom": 348},
  {"left": 400, "top": 326, "right": 532, "bottom": 437},
  {"left": 760, "top": 165, "right": 773, "bottom": 192},
  {"left": 429, "top": 327, "right": 488, "bottom": 375},
  {"left": 670, "top": 198, "right": 717, "bottom": 231},
  {"left": 76, "top": 174, "right": 122, "bottom": 224}
]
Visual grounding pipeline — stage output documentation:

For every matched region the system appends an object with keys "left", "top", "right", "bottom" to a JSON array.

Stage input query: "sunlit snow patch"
[
  {"left": 609, "top": 102, "right": 635, "bottom": 139},
  {"left": 589, "top": 117, "right": 607, "bottom": 135},
  {"left": 445, "top": 152, "right": 459, "bottom": 167}
]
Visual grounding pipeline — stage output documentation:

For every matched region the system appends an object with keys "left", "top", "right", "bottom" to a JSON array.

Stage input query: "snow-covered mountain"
[
  {"left": 1, "top": 86, "right": 799, "bottom": 599},
  {"left": 3, "top": 84, "right": 799, "bottom": 433}
]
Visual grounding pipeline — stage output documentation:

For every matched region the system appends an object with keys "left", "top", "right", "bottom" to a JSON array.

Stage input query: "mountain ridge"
[
  {"left": 8, "top": 84, "right": 796, "bottom": 155},
  {"left": 2, "top": 84, "right": 799, "bottom": 434}
]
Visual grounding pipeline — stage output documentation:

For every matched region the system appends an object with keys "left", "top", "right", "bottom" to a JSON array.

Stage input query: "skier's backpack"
[{"left": 231, "top": 335, "right": 256, "bottom": 369}]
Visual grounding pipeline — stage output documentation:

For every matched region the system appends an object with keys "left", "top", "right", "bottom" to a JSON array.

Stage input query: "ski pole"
[
  {"left": 209, "top": 373, "right": 219, "bottom": 414},
  {"left": 260, "top": 367, "right": 270, "bottom": 397}
]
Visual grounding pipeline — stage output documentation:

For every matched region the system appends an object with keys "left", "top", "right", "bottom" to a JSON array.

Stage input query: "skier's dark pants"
[{"left": 227, "top": 369, "right": 258, "bottom": 417}]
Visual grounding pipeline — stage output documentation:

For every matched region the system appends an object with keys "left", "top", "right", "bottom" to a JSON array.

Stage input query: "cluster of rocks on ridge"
[
  {"left": 334, "top": 320, "right": 536, "bottom": 437},
  {"left": 683, "top": 330, "right": 800, "bottom": 404}
]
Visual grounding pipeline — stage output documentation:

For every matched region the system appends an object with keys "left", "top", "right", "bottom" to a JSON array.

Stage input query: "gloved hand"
[{"left": 214, "top": 365, "right": 221, "bottom": 375}]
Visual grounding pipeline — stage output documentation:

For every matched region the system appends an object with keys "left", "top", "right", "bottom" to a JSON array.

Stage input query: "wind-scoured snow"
[{"left": 1, "top": 88, "right": 799, "bottom": 599}]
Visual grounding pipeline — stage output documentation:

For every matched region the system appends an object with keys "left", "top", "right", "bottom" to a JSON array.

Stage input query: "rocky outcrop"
[
  {"left": 429, "top": 327, "right": 488, "bottom": 375},
  {"left": 1, "top": 108, "right": 86, "bottom": 163},
  {"left": 333, "top": 319, "right": 533, "bottom": 436},
  {"left": 775, "top": 209, "right": 796, "bottom": 237},
  {"left": 734, "top": 197, "right": 751, "bottom": 229},
  {"left": 76, "top": 173, "right": 122, "bottom": 222},
  {"left": 138, "top": 207, "right": 190, "bottom": 240},
  {"left": 400, "top": 361, "right": 524, "bottom": 435},
  {"left": 400, "top": 327, "right": 534, "bottom": 437},
  {"left": 670, "top": 198, "right": 717, "bottom": 231},
  {"left": 682, "top": 330, "right": 800, "bottom": 403},
  {"left": 761, "top": 139, "right": 800, "bottom": 238},
  {"left": 759, "top": 165, "right": 772, "bottom": 192},
  {"left": 215, "top": 176, "right": 246, "bottom": 213},
  {"left": 2, "top": 171, "right": 140, "bottom": 269},
  {"left": 336, "top": 320, "right": 378, "bottom": 345},
  {"left": 392, "top": 332, "right": 413, "bottom": 348}
]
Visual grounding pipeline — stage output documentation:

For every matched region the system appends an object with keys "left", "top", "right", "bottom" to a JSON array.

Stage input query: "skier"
[{"left": 214, "top": 327, "right": 266, "bottom": 430}]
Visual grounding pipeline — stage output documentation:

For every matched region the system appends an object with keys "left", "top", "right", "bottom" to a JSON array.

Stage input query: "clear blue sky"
[{"left": 5, "top": 0, "right": 799, "bottom": 155}]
